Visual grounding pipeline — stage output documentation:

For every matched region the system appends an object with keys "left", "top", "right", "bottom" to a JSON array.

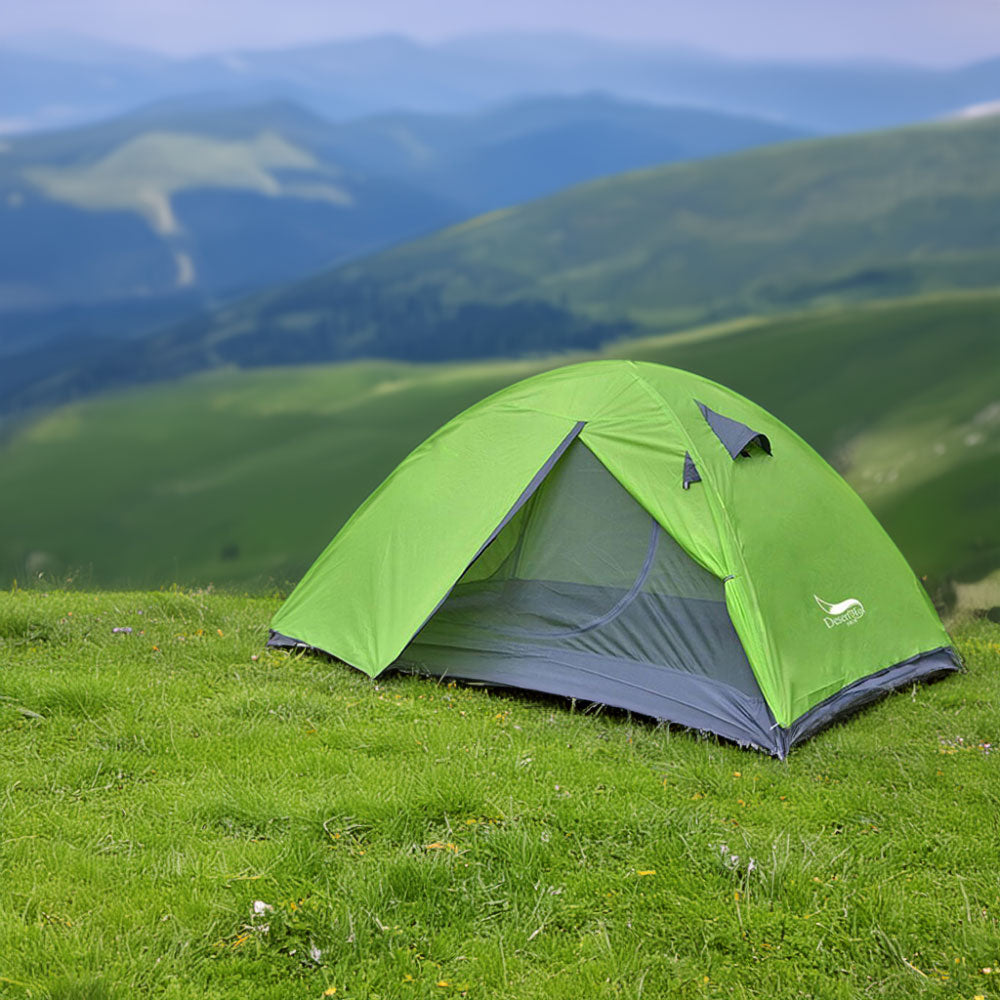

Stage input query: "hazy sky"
[{"left": 5, "top": 0, "right": 1000, "bottom": 66}]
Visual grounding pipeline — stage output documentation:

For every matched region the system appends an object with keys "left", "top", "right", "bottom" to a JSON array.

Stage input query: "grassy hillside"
[
  {"left": 66, "top": 109, "right": 1000, "bottom": 412},
  {"left": 1, "top": 291, "right": 997, "bottom": 592},
  {"left": 318, "top": 113, "right": 1000, "bottom": 329},
  {"left": 0, "top": 587, "right": 997, "bottom": 998},
  {"left": 0, "top": 100, "right": 457, "bottom": 311},
  {"left": 10, "top": 112, "right": 1000, "bottom": 418},
  {"left": 1, "top": 93, "right": 798, "bottom": 317}
]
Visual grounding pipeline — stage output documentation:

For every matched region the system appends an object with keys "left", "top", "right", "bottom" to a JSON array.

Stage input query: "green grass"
[
  {"left": 1, "top": 291, "right": 997, "bottom": 591},
  {"left": 1, "top": 588, "right": 998, "bottom": 999}
]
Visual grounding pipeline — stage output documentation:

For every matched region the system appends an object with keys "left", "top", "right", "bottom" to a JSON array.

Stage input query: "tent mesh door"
[{"left": 404, "top": 440, "right": 761, "bottom": 698}]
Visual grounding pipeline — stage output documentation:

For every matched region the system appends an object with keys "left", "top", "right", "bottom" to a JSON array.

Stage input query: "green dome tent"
[{"left": 269, "top": 360, "right": 958, "bottom": 756}]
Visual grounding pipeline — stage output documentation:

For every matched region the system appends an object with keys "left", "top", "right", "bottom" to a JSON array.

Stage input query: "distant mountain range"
[
  {"left": 5, "top": 30, "right": 999, "bottom": 366},
  {"left": 4, "top": 111, "right": 1000, "bottom": 418},
  {"left": 4, "top": 32, "right": 1000, "bottom": 137},
  {"left": 0, "top": 93, "right": 804, "bottom": 318},
  {"left": 129, "top": 114, "right": 1000, "bottom": 364}
]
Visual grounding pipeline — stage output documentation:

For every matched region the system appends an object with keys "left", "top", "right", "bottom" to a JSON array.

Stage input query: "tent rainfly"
[{"left": 269, "top": 360, "right": 958, "bottom": 756}]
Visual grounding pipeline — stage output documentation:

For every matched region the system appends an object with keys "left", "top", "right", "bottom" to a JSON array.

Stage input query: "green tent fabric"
[{"left": 270, "top": 360, "right": 958, "bottom": 756}]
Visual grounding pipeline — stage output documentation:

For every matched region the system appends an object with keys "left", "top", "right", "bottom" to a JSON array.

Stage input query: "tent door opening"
[{"left": 396, "top": 440, "right": 778, "bottom": 747}]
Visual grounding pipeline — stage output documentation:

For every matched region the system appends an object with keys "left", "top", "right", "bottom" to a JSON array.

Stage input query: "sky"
[{"left": 4, "top": 0, "right": 1000, "bottom": 66}]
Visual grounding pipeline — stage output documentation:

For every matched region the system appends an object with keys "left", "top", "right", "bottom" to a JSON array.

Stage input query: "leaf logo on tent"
[
  {"left": 814, "top": 595, "right": 861, "bottom": 616},
  {"left": 814, "top": 594, "right": 866, "bottom": 627}
]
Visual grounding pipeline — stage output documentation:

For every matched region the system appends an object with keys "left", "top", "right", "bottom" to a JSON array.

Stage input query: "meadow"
[
  {"left": 0, "top": 587, "right": 997, "bottom": 999},
  {"left": 2, "top": 290, "right": 998, "bottom": 593}
]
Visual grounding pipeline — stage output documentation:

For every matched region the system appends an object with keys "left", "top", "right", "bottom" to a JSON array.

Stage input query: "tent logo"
[{"left": 814, "top": 594, "right": 865, "bottom": 628}]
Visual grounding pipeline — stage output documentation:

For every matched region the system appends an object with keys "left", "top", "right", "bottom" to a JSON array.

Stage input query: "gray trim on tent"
[
  {"left": 396, "top": 643, "right": 781, "bottom": 752},
  {"left": 698, "top": 402, "right": 771, "bottom": 458},
  {"left": 682, "top": 451, "right": 701, "bottom": 490},
  {"left": 396, "top": 643, "right": 960, "bottom": 758},
  {"left": 777, "top": 646, "right": 961, "bottom": 755},
  {"left": 267, "top": 629, "right": 961, "bottom": 758},
  {"left": 268, "top": 630, "right": 312, "bottom": 650}
]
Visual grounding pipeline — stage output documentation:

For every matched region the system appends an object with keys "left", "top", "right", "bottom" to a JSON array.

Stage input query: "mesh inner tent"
[{"left": 399, "top": 440, "right": 765, "bottom": 703}]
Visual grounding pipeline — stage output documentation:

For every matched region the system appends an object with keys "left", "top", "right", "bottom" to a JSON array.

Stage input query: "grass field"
[
  {"left": 1, "top": 291, "right": 998, "bottom": 592},
  {"left": 0, "top": 587, "right": 998, "bottom": 999}
]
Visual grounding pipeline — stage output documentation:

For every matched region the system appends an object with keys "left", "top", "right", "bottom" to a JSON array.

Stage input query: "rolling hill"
[
  {"left": 0, "top": 93, "right": 802, "bottom": 320},
  {"left": 296, "top": 111, "right": 1000, "bottom": 332},
  {"left": 19, "top": 108, "right": 994, "bottom": 416},
  {"left": 1, "top": 291, "right": 996, "bottom": 593},
  {"left": 0, "top": 100, "right": 452, "bottom": 313}
]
